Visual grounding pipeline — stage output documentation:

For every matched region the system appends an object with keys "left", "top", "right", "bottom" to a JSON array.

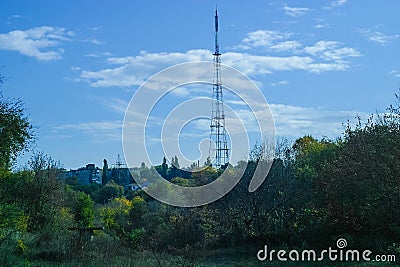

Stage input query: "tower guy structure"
[{"left": 209, "top": 8, "right": 229, "bottom": 168}]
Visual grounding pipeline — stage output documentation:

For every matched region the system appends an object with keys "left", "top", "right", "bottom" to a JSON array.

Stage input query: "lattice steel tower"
[{"left": 209, "top": 8, "right": 229, "bottom": 168}]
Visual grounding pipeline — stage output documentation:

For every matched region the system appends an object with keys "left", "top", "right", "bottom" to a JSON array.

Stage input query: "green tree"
[
  {"left": 128, "top": 196, "right": 147, "bottom": 230},
  {"left": 4, "top": 153, "right": 64, "bottom": 232},
  {"left": 0, "top": 94, "right": 33, "bottom": 169},
  {"left": 102, "top": 158, "right": 108, "bottom": 185},
  {"left": 94, "top": 181, "right": 124, "bottom": 204},
  {"left": 161, "top": 156, "right": 168, "bottom": 178},
  {"left": 70, "top": 190, "right": 94, "bottom": 227},
  {"left": 98, "top": 197, "right": 132, "bottom": 237},
  {"left": 0, "top": 153, "right": 72, "bottom": 263},
  {"left": 172, "top": 155, "right": 179, "bottom": 168},
  {"left": 288, "top": 136, "right": 340, "bottom": 245},
  {"left": 292, "top": 135, "right": 339, "bottom": 181},
  {"left": 0, "top": 203, "right": 29, "bottom": 266},
  {"left": 204, "top": 156, "right": 212, "bottom": 167},
  {"left": 191, "top": 166, "right": 218, "bottom": 186},
  {"left": 321, "top": 118, "right": 400, "bottom": 242},
  {"left": 170, "top": 177, "right": 190, "bottom": 187}
]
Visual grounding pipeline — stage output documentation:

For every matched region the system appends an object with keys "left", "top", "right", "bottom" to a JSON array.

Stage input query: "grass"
[
  {"left": 11, "top": 242, "right": 398, "bottom": 267},
  {"left": 29, "top": 252, "right": 395, "bottom": 267}
]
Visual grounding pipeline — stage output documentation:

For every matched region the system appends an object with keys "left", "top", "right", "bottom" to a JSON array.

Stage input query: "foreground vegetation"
[{"left": 1, "top": 76, "right": 400, "bottom": 265}]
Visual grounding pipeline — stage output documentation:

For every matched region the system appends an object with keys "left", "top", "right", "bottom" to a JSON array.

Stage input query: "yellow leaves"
[
  {"left": 16, "top": 239, "right": 27, "bottom": 253},
  {"left": 99, "top": 206, "right": 121, "bottom": 230},
  {"left": 132, "top": 196, "right": 145, "bottom": 206},
  {"left": 114, "top": 197, "right": 133, "bottom": 209},
  {"left": 109, "top": 197, "right": 132, "bottom": 216},
  {"left": 16, "top": 214, "right": 29, "bottom": 233},
  {"left": 98, "top": 196, "right": 146, "bottom": 234},
  {"left": 0, "top": 204, "right": 29, "bottom": 233},
  {"left": 170, "top": 215, "right": 179, "bottom": 223},
  {"left": 60, "top": 207, "right": 74, "bottom": 220}
]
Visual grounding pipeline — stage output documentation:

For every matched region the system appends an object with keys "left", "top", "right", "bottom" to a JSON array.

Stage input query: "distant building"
[
  {"left": 63, "top": 161, "right": 141, "bottom": 187},
  {"left": 64, "top": 164, "right": 101, "bottom": 184},
  {"left": 102, "top": 167, "right": 138, "bottom": 187},
  {"left": 101, "top": 155, "right": 140, "bottom": 187}
]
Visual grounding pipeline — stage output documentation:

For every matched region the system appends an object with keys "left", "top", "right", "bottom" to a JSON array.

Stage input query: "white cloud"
[
  {"left": 324, "top": 0, "right": 347, "bottom": 9},
  {"left": 304, "top": 41, "right": 336, "bottom": 55},
  {"left": 79, "top": 50, "right": 309, "bottom": 87},
  {"left": 84, "top": 38, "right": 102, "bottom": 45},
  {"left": 269, "top": 103, "right": 369, "bottom": 138},
  {"left": 367, "top": 31, "right": 399, "bottom": 45},
  {"left": 313, "top": 18, "right": 330, "bottom": 29},
  {"left": 358, "top": 27, "right": 400, "bottom": 45},
  {"left": 78, "top": 44, "right": 361, "bottom": 88},
  {"left": 225, "top": 100, "right": 249, "bottom": 106},
  {"left": 80, "top": 49, "right": 211, "bottom": 88},
  {"left": 269, "top": 40, "right": 302, "bottom": 52},
  {"left": 233, "top": 31, "right": 360, "bottom": 66},
  {"left": 78, "top": 29, "right": 361, "bottom": 88},
  {"left": 213, "top": 103, "right": 369, "bottom": 140},
  {"left": 51, "top": 104, "right": 370, "bottom": 161},
  {"left": 10, "top": 14, "right": 24, "bottom": 19},
  {"left": 283, "top": 5, "right": 311, "bottom": 17},
  {"left": 270, "top": 80, "right": 289, "bottom": 87},
  {"left": 226, "top": 41, "right": 360, "bottom": 74},
  {"left": 389, "top": 70, "right": 400, "bottom": 78},
  {"left": 99, "top": 97, "right": 129, "bottom": 114},
  {"left": 54, "top": 120, "right": 123, "bottom": 141},
  {"left": 234, "top": 30, "right": 291, "bottom": 50},
  {"left": 223, "top": 52, "right": 314, "bottom": 74},
  {"left": 87, "top": 26, "right": 102, "bottom": 32},
  {"left": 314, "top": 24, "right": 330, "bottom": 29},
  {"left": 303, "top": 41, "right": 361, "bottom": 62},
  {"left": 84, "top": 51, "right": 112, "bottom": 58},
  {"left": 55, "top": 120, "right": 122, "bottom": 131},
  {"left": 0, "top": 26, "right": 73, "bottom": 60},
  {"left": 169, "top": 84, "right": 210, "bottom": 98},
  {"left": 332, "top": 0, "right": 347, "bottom": 6}
]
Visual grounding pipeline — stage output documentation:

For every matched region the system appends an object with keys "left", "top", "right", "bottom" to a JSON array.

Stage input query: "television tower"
[{"left": 209, "top": 8, "right": 229, "bottom": 168}]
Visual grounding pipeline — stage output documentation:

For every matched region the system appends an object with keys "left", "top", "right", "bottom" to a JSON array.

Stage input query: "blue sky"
[{"left": 1, "top": 0, "right": 399, "bottom": 169}]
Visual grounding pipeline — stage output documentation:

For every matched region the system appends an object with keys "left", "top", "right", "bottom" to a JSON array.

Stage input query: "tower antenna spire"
[
  {"left": 214, "top": 7, "right": 219, "bottom": 55},
  {"left": 209, "top": 7, "right": 229, "bottom": 169}
]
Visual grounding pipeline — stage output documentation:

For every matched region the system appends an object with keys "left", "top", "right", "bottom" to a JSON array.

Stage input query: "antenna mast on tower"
[
  {"left": 209, "top": 8, "right": 229, "bottom": 168},
  {"left": 113, "top": 154, "right": 125, "bottom": 184}
]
